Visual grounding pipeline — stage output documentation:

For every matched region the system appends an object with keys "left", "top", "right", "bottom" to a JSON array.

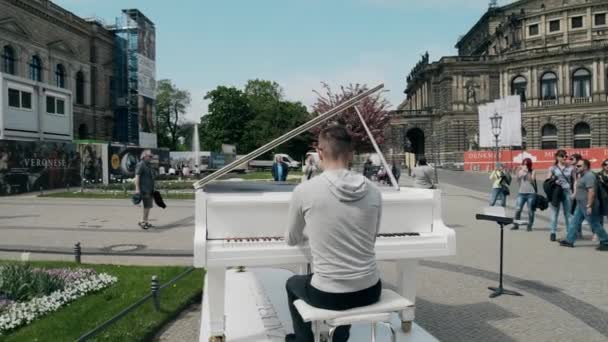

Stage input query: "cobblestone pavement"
[{"left": 1, "top": 173, "right": 607, "bottom": 341}]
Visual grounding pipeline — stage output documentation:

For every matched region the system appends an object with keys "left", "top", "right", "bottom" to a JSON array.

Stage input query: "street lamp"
[{"left": 490, "top": 111, "right": 503, "bottom": 165}]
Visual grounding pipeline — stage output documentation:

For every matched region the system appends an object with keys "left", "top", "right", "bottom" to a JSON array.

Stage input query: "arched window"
[
  {"left": 76, "top": 71, "right": 84, "bottom": 104},
  {"left": 541, "top": 124, "right": 558, "bottom": 149},
  {"left": 541, "top": 72, "right": 558, "bottom": 100},
  {"left": 511, "top": 76, "right": 527, "bottom": 102},
  {"left": 572, "top": 68, "right": 591, "bottom": 98},
  {"left": 573, "top": 122, "right": 591, "bottom": 148},
  {"left": 55, "top": 64, "right": 65, "bottom": 88},
  {"left": 30, "top": 55, "right": 42, "bottom": 81},
  {"left": 2, "top": 45, "right": 16, "bottom": 75}
]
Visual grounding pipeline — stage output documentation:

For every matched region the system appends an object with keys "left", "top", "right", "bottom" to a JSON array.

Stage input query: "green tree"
[
  {"left": 200, "top": 86, "right": 253, "bottom": 152},
  {"left": 155, "top": 80, "right": 191, "bottom": 150},
  {"left": 200, "top": 80, "right": 312, "bottom": 160},
  {"left": 241, "top": 80, "right": 312, "bottom": 159}
]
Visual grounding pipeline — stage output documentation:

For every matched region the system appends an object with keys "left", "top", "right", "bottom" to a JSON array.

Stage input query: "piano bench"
[{"left": 293, "top": 289, "right": 413, "bottom": 342}]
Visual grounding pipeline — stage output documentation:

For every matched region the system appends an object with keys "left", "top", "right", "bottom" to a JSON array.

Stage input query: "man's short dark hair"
[
  {"left": 318, "top": 124, "right": 353, "bottom": 160},
  {"left": 582, "top": 158, "right": 591, "bottom": 169},
  {"left": 571, "top": 153, "right": 583, "bottom": 162},
  {"left": 418, "top": 156, "right": 428, "bottom": 166}
]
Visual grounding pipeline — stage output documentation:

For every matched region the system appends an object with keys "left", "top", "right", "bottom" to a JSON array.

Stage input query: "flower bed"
[{"left": 0, "top": 264, "right": 117, "bottom": 334}]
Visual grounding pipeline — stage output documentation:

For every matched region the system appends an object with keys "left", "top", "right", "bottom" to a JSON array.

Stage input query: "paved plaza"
[{"left": 1, "top": 171, "right": 607, "bottom": 341}]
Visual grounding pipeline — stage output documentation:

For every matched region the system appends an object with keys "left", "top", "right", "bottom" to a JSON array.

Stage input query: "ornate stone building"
[
  {"left": 0, "top": 0, "right": 115, "bottom": 141},
  {"left": 0, "top": 0, "right": 155, "bottom": 145},
  {"left": 388, "top": 0, "right": 608, "bottom": 165}
]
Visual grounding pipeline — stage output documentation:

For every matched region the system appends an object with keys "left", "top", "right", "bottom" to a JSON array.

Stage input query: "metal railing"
[
  {"left": 572, "top": 97, "right": 592, "bottom": 104},
  {"left": 540, "top": 99, "right": 558, "bottom": 106}
]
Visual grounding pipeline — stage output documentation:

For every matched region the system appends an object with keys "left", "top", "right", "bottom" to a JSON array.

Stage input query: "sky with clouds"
[{"left": 54, "top": 0, "right": 516, "bottom": 122}]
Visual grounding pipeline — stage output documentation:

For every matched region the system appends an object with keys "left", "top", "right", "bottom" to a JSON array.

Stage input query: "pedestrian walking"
[
  {"left": 547, "top": 150, "right": 575, "bottom": 241},
  {"left": 363, "top": 159, "right": 373, "bottom": 179},
  {"left": 489, "top": 163, "right": 509, "bottom": 207},
  {"left": 512, "top": 158, "right": 536, "bottom": 231},
  {"left": 271, "top": 155, "right": 288, "bottom": 182},
  {"left": 559, "top": 159, "right": 608, "bottom": 250},
  {"left": 302, "top": 154, "right": 319, "bottom": 182},
  {"left": 134, "top": 150, "right": 156, "bottom": 230},
  {"left": 391, "top": 160, "right": 401, "bottom": 184},
  {"left": 412, "top": 156, "right": 435, "bottom": 189},
  {"left": 569, "top": 153, "right": 585, "bottom": 238}
]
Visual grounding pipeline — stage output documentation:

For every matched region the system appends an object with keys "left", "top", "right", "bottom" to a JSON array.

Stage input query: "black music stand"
[{"left": 475, "top": 212, "right": 523, "bottom": 298}]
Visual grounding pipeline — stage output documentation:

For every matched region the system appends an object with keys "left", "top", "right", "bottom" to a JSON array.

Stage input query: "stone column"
[
  {"left": 527, "top": 68, "right": 532, "bottom": 107},
  {"left": 587, "top": 7, "right": 593, "bottom": 41},
  {"left": 531, "top": 66, "right": 538, "bottom": 105},
  {"left": 600, "top": 59, "right": 606, "bottom": 102},
  {"left": 593, "top": 59, "right": 599, "bottom": 102}
]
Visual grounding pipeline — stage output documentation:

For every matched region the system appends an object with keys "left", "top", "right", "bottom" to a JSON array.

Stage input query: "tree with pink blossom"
[{"left": 310, "top": 83, "right": 390, "bottom": 152}]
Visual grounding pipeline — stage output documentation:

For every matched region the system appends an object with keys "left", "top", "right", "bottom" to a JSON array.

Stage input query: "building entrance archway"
[{"left": 405, "top": 128, "right": 425, "bottom": 157}]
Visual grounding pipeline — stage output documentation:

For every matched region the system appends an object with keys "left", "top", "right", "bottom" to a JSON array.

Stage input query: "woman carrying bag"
[
  {"left": 547, "top": 150, "right": 575, "bottom": 242},
  {"left": 513, "top": 158, "right": 536, "bottom": 231}
]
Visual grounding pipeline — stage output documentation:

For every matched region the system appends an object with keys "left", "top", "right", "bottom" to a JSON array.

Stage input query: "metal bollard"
[
  {"left": 74, "top": 242, "right": 81, "bottom": 264},
  {"left": 40, "top": 186, "right": 43, "bottom": 196},
  {"left": 151, "top": 275, "right": 160, "bottom": 311}
]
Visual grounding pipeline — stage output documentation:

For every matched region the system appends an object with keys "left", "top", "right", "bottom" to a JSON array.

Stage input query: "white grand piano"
[{"left": 193, "top": 84, "right": 456, "bottom": 342}]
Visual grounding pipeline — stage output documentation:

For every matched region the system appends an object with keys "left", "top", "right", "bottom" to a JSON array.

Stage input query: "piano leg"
[
  {"left": 207, "top": 267, "right": 226, "bottom": 342},
  {"left": 395, "top": 260, "right": 417, "bottom": 333}
]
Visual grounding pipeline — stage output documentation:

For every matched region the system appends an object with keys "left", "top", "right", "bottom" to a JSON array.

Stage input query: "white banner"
[
  {"left": 137, "top": 54, "right": 156, "bottom": 99},
  {"left": 478, "top": 95, "right": 522, "bottom": 148}
]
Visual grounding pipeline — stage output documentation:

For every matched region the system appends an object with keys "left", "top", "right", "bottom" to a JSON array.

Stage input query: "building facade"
[
  {"left": 0, "top": 0, "right": 155, "bottom": 146},
  {"left": 388, "top": 0, "right": 608, "bottom": 166}
]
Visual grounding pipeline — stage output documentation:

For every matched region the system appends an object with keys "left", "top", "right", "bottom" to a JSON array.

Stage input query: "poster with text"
[{"left": 0, "top": 140, "right": 80, "bottom": 195}]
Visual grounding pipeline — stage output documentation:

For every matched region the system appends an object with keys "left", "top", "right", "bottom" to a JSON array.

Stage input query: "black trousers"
[{"left": 286, "top": 274, "right": 382, "bottom": 342}]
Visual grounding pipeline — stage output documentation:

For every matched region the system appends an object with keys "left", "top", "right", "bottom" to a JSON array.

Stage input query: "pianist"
[{"left": 285, "top": 124, "right": 382, "bottom": 342}]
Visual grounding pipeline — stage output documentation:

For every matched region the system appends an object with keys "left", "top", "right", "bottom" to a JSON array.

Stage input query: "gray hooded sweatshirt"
[{"left": 286, "top": 169, "right": 382, "bottom": 293}]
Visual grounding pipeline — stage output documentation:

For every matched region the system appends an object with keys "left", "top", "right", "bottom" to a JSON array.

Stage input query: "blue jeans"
[
  {"left": 566, "top": 206, "right": 608, "bottom": 244},
  {"left": 515, "top": 193, "right": 536, "bottom": 229},
  {"left": 549, "top": 190, "right": 572, "bottom": 234},
  {"left": 489, "top": 188, "right": 506, "bottom": 207}
]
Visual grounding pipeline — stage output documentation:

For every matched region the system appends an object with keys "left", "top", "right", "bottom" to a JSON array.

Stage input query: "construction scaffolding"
[{"left": 109, "top": 9, "right": 156, "bottom": 146}]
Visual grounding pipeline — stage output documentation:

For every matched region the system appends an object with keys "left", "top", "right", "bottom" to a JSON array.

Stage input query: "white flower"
[{"left": 0, "top": 273, "right": 117, "bottom": 334}]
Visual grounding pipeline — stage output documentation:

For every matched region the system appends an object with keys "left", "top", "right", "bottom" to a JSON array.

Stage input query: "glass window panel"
[
  {"left": 572, "top": 16, "right": 583, "bottom": 29},
  {"left": 56, "top": 99, "right": 65, "bottom": 115},
  {"left": 47, "top": 96, "right": 55, "bottom": 114},
  {"left": 549, "top": 20, "right": 560, "bottom": 32},
  {"left": 596, "top": 13, "right": 606, "bottom": 26},
  {"left": 529, "top": 24, "right": 539, "bottom": 36},
  {"left": 21, "top": 91, "right": 32, "bottom": 109},
  {"left": 8, "top": 88, "right": 20, "bottom": 107}
]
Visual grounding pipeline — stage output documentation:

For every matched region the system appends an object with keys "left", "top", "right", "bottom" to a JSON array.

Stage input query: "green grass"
[
  {"left": 0, "top": 261, "right": 204, "bottom": 342},
  {"left": 238, "top": 171, "right": 303, "bottom": 180},
  {"left": 39, "top": 192, "right": 195, "bottom": 200}
]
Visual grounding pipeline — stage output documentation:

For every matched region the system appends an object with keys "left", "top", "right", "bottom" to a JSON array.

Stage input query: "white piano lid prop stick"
[
  {"left": 193, "top": 83, "right": 385, "bottom": 190},
  {"left": 354, "top": 106, "right": 399, "bottom": 191}
]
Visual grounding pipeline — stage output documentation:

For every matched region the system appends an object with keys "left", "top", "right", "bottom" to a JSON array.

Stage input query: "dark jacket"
[
  {"left": 543, "top": 178, "right": 564, "bottom": 208},
  {"left": 153, "top": 190, "right": 167, "bottom": 209},
  {"left": 271, "top": 162, "right": 288, "bottom": 182},
  {"left": 391, "top": 164, "right": 401, "bottom": 181},
  {"left": 597, "top": 172, "right": 608, "bottom": 216}
]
